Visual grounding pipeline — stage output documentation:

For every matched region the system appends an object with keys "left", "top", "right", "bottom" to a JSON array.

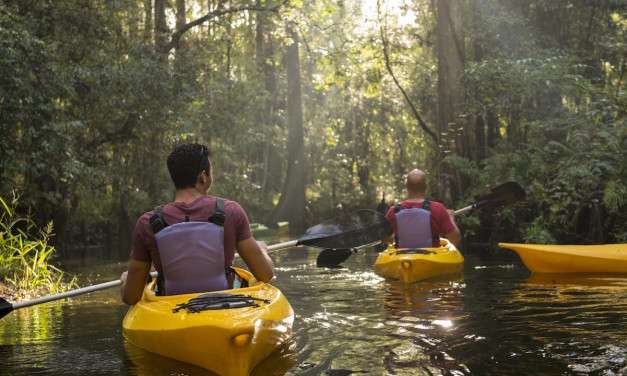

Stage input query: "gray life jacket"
[
  {"left": 149, "top": 198, "right": 228, "bottom": 295},
  {"left": 394, "top": 199, "right": 437, "bottom": 248}
]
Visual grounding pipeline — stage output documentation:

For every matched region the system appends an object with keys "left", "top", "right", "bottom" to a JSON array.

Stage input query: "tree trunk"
[
  {"left": 486, "top": 110, "right": 499, "bottom": 149},
  {"left": 256, "top": 7, "right": 279, "bottom": 200},
  {"left": 271, "top": 24, "right": 306, "bottom": 234},
  {"left": 354, "top": 108, "right": 372, "bottom": 201},
  {"left": 154, "top": 0, "right": 168, "bottom": 57},
  {"left": 112, "top": 145, "right": 132, "bottom": 259},
  {"left": 207, "top": 0, "right": 213, "bottom": 36},
  {"left": 436, "top": 0, "right": 465, "bottom": 200},
  {"left": 176, "top": 0, "right": 186, "bottom": 38},
  {"left": 128, "top": 0, "right": 139, "bottom": 39},
  {"left": 223, "top": 0, "right": 233, "bottom": 81},
  {"left": 474, "top": 113, "right": 486, "bottom": 161},
  {"left": 174, "top": 0, "right": 187, "bottom": 93},
  {"left": 143, "top": 0, "right": 153, "bottom": 42}
]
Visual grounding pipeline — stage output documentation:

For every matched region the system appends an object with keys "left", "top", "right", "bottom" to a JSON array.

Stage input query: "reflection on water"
[{"left": 1, "top": 246, "right": 627, "bottom": 375}]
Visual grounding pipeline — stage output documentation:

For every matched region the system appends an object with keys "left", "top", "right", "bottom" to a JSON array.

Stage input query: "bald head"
[{"left": 405, "top": 169, "right": 427, "bottom": 196}]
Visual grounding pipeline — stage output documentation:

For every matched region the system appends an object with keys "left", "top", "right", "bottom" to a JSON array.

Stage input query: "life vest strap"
[
  {"left": 149, "top": 206, "right": 168, "bottom": 234},
  {"left": 208, "top": 198, "right": 225, "bottom": 226}
]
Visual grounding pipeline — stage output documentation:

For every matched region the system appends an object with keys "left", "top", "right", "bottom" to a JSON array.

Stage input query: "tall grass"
[{"left": 0, "top": 194, "right": 76, "bottom": 300}]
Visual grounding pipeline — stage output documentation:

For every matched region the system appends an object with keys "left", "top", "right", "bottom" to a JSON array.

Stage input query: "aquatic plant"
[{"left": 0, "top": 194, "right": 76, "bottom": 301}]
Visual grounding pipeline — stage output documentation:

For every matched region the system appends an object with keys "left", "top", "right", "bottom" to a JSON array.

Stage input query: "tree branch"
[
  {"left": 165, "top": 1, "right": 288, "bottom": 53},
  {"left": 379, "top": 23, "right": 439, "bottom": 144}
]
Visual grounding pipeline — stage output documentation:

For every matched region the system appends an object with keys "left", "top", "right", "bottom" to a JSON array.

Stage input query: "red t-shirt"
[
  {"left": 130, "top": 196, "right": 252, "bottom": 273},
  {"left": 385, "top": 199, "right": 455, "bottom": 245}
]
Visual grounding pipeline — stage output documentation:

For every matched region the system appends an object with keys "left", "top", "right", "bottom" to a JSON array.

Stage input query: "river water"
[{"left": 1, "top": 245, "right": 627, "bottom": 375}]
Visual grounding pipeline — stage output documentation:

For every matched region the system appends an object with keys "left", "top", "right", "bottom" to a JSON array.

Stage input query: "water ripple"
[{"left": 2, "top": 249, "right": 627, "bottom": 375}]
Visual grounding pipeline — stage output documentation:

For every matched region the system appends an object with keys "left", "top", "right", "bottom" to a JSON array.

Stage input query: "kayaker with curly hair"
[
  {"left": 384, "top": 169, "right": 461, "bottom": 248},
  {"left": 120, "top": 143, "right": 274, "bottom": 305}
]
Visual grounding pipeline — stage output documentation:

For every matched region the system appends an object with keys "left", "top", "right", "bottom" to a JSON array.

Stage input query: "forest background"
[{"left": 1, "top": 0, "right": 625, "bottom": 261}]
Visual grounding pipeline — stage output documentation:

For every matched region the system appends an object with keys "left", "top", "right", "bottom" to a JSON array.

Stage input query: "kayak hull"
[
  {"left": 498, "top": 243, "right": 627, "bottom": 274},
  {"left": 122, "top": 268, "right": 294, "bottom": 376},
  {"left": 374, "top": 239, "right": 464, "bottom": 283}
]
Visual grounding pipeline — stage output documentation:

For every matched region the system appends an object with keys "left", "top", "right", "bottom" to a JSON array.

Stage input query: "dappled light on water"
[{"left": 2, "top": 245, "right": 627, "bottom": 375}]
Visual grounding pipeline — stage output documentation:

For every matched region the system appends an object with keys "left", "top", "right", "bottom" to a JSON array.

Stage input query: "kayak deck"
[
  {"left": 122, "top": 268, "right": 294, "bottom": 376},
  {"left": 374, "top": 239, "right": 463, "bottom": 283},
  {"left": 498, "top": 243, "right": 627, "bottom": 274}
]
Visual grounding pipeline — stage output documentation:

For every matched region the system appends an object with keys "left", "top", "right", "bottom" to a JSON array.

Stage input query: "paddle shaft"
[
  {"left": 453, "top": 205, "right": 475, "bottom": 216},
  {"left": 267, "top": 240, "right": 299, "bottom": 252},
  {"left": 3, "top": 271, "right": 158, "bottom": 312}
]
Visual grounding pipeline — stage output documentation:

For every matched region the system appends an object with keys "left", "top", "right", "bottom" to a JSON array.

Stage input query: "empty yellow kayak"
[
  {"left": 122, "top": 268, "right": 294, "bottom": 376},
  {"left": 374, "top": 239, "right": 464, "bottom": 283},
  {"left": 498, "top": 243, "right": 627, "bottom": 273}
]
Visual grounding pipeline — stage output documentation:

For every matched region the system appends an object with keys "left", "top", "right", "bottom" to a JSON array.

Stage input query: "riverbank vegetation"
[
  {"left": 0, "top": 1, "right": 625, "bottom": 258},
  {"left": 0, "top": 195, "right": 76, "bottom": 300}
]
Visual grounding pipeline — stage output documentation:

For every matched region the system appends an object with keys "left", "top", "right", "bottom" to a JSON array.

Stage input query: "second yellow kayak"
[
  {"left": 122, "top": 268, "right": 294, "bottom": 376},
  {"left": 374, "top": 239, "right": 464, "bottom": 283},
  {"left": 498, "top": 242, "right": 627, "bottom": 274}
]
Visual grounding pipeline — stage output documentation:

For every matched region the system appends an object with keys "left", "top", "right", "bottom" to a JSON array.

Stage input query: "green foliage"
[
  {"left": 523, "top": 217, "right": 556, "bottom": 244},
  {"left": 604, "top": 180, "right": 627, "bottom": 213},
  {"left": 0, "top": 194, "right": 76, "bottom": 300},
  {"left": 0, "top": 0, "right": 625, "bottom": 254}
]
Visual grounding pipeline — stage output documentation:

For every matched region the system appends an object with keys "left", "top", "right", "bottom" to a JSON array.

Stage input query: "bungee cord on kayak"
[
  {"left": 172, "top": 293, "right": 271, "bottom": 313},
  {"left": 395, "top": 249, "right": 437, "bottom": 255}
]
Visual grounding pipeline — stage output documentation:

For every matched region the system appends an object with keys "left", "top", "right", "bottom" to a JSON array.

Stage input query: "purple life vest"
[
  {"left": 394, "top": 199, "right": 435, "bottom": 248},
  {"left": 150, "top": 199, "right": 228, "bottom": 295}
]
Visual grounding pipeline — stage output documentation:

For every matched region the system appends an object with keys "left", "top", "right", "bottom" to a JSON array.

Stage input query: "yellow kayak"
[
  {"left": 123, "top": 268, "right": 294, "bottom": 376},
  {"left": 498, "top": 243, "right": 627, "bottom": 274},
  {"left": 374, "top": 239, "right": 464, "bottom": 283}
]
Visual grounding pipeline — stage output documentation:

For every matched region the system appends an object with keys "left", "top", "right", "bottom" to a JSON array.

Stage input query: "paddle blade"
[
  {"left": 298, "top": 210, "right": 392, "bottom": 249},
  {"left": 316, "top": 248, "right": 353, "bottom": 268},
  {"left": 0, "top": 297, "right": 13, "bottom": 319},
  {"left": 475, "top": 181, "right": 526, "bottom": 209}
]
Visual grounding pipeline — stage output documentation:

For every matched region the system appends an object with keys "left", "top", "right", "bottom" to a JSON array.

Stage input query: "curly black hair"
[{"left": 167, "top": 143, "right": 211, "bottom": 189}]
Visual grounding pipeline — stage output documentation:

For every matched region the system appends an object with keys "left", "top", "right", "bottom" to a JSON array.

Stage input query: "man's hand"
[{"left": 120, "top": 271, "right": 128, "bottom": 287}]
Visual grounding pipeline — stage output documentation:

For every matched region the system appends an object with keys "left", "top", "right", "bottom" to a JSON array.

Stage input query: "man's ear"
[
  {"left": 206, "top": 171, "right": 212, "bottom": 188},
  {"left": 196, "top": 171, "right": 208, "bottom": 187}
]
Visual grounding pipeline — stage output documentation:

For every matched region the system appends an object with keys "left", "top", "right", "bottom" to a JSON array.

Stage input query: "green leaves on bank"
[{"left": 0, "top": 195, "right": 76, "bottom": 300}]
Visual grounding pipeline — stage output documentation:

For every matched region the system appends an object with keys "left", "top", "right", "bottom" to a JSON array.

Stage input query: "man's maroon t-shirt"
[
  {"left": 130, "top": 196, "right": 252, "bottom": 274},
  {"left": 385, "top": 199, "right": 455, "bottom": 246}
]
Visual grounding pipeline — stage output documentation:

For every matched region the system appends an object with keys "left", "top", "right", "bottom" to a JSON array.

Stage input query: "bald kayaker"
[
  {"left": 384, "top": 169, "right": 461, "bottom": 248},
  {"left": 120, "top": 143, "right": 273, "bottom": 305}
]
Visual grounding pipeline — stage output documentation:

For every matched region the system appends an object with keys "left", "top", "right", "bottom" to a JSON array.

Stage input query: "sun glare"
[{"left": 360, "top": 0, "right": 416, "bottom": 27}]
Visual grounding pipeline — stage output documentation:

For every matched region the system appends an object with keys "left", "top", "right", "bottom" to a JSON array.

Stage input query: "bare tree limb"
[
  {"left": 164, "top": 0, "right": 288, "bottom": 53},
  {"left": 378, "top": 15, "right": 438, "bottom": 144}
]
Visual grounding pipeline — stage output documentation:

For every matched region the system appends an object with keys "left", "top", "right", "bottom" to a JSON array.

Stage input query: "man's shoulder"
[
  {"left": 211, "top": 197, "right": 248, "bottom": 223},
  {"left": 426, "top": 200, "right": 450, "bottom": 217},
  {"left": 216, "top": 197, "right": 246, "bottom": 213},
  {"left": 133, "top": 210, "right": 155, "bottom": 236},
  {"left": 137, "top": 209, "right": 155, "bottom": 224}
]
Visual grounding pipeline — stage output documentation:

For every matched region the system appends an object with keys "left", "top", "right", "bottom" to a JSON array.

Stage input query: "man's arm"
[
  {"left": 120, "top": 259, "right": 151, "bottom": 305},
  {"left": 237, "top": 238, "right": 274, "bottom": 282},
  {"left": 444, "top": 210, "right": 462, "bottom": 248},
  {"left": 382, "top": 206, "right": 396, "bottom": 244}
]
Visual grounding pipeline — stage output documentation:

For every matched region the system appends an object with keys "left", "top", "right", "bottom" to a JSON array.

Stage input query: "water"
[{"left": 2, "top": 247, "right": 627, "bottom": 375}]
